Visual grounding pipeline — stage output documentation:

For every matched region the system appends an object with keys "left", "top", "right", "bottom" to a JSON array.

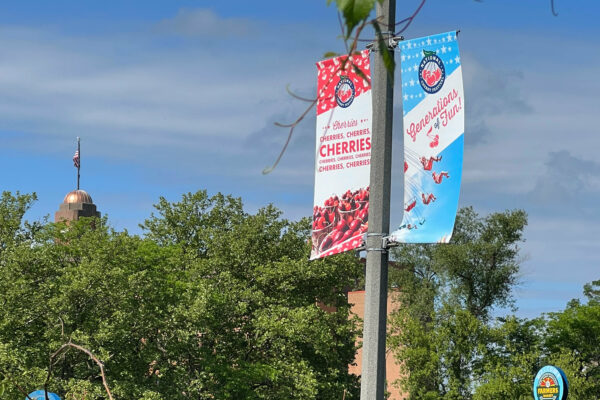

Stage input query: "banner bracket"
[
  {"left": 365, "top": 34, "right": 403, "bottom": 52},
  {"left": 383, "top": 237, "right": 399, "bottom": 249},
  {"left": 365, "top": 232, "right": 391, "bottom": 253}
]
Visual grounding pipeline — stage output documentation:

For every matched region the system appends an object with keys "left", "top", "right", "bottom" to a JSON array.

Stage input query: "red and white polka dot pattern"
[
  {"left": 316, "top": 50, "right": 371, "bottom": 116},
  {"left": 319, "top": 235, "right": 365, "bottom": 258}
]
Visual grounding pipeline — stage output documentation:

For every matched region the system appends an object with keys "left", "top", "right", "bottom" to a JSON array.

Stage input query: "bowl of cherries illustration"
[{"left": 312, "top": 186, "right": 369, "bottom": 254}]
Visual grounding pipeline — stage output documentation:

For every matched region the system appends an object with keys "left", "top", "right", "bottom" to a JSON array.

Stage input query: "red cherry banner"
[{"left": 311, "top": 51, "right": 372, "bottom": 260}]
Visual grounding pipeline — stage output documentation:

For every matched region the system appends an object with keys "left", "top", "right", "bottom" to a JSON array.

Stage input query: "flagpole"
[{"left": 77, "top": 137, "right": 80, "bottom": 190}]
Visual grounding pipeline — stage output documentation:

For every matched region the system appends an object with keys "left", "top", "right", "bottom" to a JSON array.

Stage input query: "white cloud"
[
  {"left": 156, "top": 8, "right": 257, "bottom": 37},
  {"left": 0, "top": 14, "right": 330, "bottom": 176}
]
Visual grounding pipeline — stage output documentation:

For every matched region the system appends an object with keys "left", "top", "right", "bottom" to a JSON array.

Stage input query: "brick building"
[{"left": 348, "top": 290, "right": 406, "bottom": 400}]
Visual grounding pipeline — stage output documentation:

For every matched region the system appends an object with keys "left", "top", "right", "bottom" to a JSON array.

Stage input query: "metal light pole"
[{"left": 361, "top": 0, "right": 395, "bottom": 398}]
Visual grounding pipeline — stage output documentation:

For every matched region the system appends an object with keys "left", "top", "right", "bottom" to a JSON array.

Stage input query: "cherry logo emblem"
[
  {"left": 418, "top": 50, "right": 445, "bottom": 94},
  {"left": 335, "top": 76, "right": 355, "bottom": 108}
]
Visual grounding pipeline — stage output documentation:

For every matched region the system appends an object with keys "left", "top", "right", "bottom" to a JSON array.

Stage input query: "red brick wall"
[{"left": 348, "top": 290, "right": 407, "bottom": 400}]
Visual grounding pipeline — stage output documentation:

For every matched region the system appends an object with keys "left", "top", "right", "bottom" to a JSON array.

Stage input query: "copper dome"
[{"left": 63, "top": 190, "right": 94, "bottom": 204}]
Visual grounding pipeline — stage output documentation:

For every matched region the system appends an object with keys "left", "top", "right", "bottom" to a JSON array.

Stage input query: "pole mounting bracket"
[
  {"left": 366, "top": 232, "right": 390, "bottom": 253},
  {"left": 366, "top": 34, "right": 404, "bottom": 52}
]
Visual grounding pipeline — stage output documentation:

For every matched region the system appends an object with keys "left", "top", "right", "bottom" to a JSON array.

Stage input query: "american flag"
[{"left": 73, "top": 150, "right": 80, "bottom": 168}]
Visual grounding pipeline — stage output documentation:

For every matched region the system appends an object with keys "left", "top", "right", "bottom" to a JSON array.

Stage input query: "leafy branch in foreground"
[{"left": 263, "top": 0, "right": 416, "bottom": 174}]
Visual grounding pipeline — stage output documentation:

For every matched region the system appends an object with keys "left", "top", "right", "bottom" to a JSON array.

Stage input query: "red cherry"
[
  {"left": 336, "top": 220, "right": 348, "bottom": 232},
  {"left": 422, "top": 69, "right": 431, "bottom": 82},
  {"left": 340, "top": 229, "right": 353, "bottom": 242},
  {"left": 332, "top": 230, "right": 344, "bottom": 243},
  {"left": 321, "top": 236, "right": 333, "bottom": 251},
  {"left": 349, "top": 219, "right": 361, "bottom": 232}
]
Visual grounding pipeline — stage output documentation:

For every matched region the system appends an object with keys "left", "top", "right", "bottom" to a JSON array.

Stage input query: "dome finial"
[{"left": 63, "top": 189, "right": 93, "bottom": 204}]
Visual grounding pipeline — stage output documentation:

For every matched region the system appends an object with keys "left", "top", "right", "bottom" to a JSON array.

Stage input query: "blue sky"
[{"left": 1, "top": 0, "right": 599, "bottom": 318}]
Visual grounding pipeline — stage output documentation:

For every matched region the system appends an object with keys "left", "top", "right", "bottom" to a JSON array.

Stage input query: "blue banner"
[
  {"left": 27, "top": 391, "right": 61, "bottom": 400},
  {"left": 390, "top": 31, "right": 464, "bottom": 243}
]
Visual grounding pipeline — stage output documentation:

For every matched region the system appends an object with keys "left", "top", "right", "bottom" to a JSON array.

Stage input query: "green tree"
[
  {"left": 0, "top": 190, "right": 363, "bottom": 399},
  {"left": 0, "top": 191, "right": 39, "bottom": 253},
  {"left": 0, "top": 212, "right": 184, "bottom": 399},
  {"left": 544, "top": 280, "right": 600, "bottom": 399},
  {"left": 388, "top": 207, "right": 528, "bottom": 399},
  {"left": 472, "top": 316, "right": 545, "bottom": 400},
  {"left": 472, "top": 280, "right": 600, "bottom": 400}
]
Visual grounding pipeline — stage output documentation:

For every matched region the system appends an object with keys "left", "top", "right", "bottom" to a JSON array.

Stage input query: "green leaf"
[
  {"left": 323, "top": 51, "right": 340, "bottom": 59},
  {"left": 352, "top": 63, "right": 371, "bottom": 88},
  {"left": 334, "top": 0, "right": 376, "bottom": 38},
  {"left": 372, "top": 21, "right": 395, "bottom": 82}
]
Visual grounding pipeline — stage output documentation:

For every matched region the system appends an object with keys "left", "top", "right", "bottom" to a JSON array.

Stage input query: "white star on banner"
[
  {"left": 442, "top": 37, "right": 446, "bottom": 42},
  {"left": 448, "top": 59, "right": 453, "bottom": 64},
  {"left": 407, "top": 42, "right": 412, "bottom": 49},
  {"left": 447, "top": 33, "right": 453, "bottom": 42},
  {"left": 404, "top": 94, "right": 409, "bottom": 101},
  {"left": 455, "top": 56, "right": 460, "bottom": 64},
  {"left": 426, "top": 37, "right": 432, "bottom": 45},
  {"left": 448, "top": 46, "right": 452, "bottom": 52},
  {"left": 401, "top": 54, "right": 406, "bottom": 61},
  {"left": 413, "top": 64, "right": 418, "bottom": 70},
  {"left": 441, "top": 46, "right": 447, "bottom": 53},
  {"left": 409, "top": 79, "right": 415, "bottom": 86}
]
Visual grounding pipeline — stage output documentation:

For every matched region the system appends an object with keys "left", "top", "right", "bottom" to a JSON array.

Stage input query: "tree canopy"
[
  {"left": 388, "top": 207, "right": 600, "bottom": 400},
  {"left": 0, "top": 190, "right": 363, "bottom": 399},
  {"left": 388, "top": 207, "right": 529, "bottom": 399},
  {"left": 1, "top": 193, "right": 596, "bottom": 399}
]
